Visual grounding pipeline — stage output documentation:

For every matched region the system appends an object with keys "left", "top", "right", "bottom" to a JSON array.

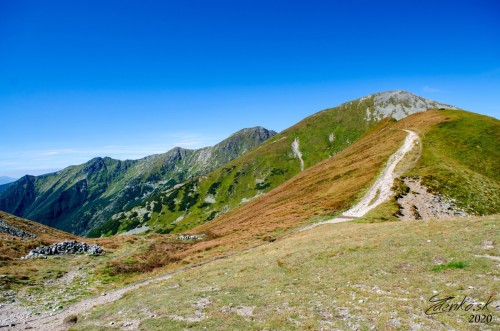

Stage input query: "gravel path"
[
  {"left": 303, "top": 129, "right": 419, "bottom": 230},
  {"left": 397, "top": 178, "right": 469, "bottom": 220},
  {"left": 1, "top": 272, "right": 174, "bottom": 330}
]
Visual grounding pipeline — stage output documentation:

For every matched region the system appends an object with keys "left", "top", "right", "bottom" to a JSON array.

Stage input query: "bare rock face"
[
  {"left": 397, "top": 178, "right": 469, "bottom": 220},
  {"left": 23, "top": 241, "right": 105, "bottom": 259}
]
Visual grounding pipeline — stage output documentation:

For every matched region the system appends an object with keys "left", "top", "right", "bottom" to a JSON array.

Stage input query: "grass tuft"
[{"left": 431, "top": 260, "right": 468, "bottom": 272}]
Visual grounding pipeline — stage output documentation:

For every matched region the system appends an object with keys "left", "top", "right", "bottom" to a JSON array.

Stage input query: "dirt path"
[
  {"left": 2, "top": 241, "right": 266, "bottom": 331},
  {"left": 302, "top": 129, "right": 419, "bottom": 230},
  {"left": 1, "top": 272, "right": 174, "bottom": 330}
]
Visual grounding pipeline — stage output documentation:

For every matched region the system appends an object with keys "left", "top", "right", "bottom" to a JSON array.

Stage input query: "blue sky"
[{"left": 1, "top": 0, "right": 499, "bottom": 178}]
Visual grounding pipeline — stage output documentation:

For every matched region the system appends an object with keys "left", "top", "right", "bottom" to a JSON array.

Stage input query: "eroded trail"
[{"left": 303, "top": 129, "right": 419, "bottom": 230}]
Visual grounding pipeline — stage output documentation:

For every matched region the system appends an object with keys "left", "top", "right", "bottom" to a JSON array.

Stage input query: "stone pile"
[
  {"left": 178, "top": 234, "right": 203, "bottom": 240},
  {"left": 23, "top": 240, "right": 105, "bottom": 259}
]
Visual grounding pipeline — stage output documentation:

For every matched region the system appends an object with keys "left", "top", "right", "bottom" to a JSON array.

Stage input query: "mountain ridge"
[{"left": 0, "top": 126, "right": 276, "bottom": 235}]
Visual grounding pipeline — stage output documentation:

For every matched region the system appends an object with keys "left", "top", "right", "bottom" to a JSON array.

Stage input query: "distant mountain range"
[
  {"left": 0, "top": 91, "right": 470, "bottom": 237},
  {"left": 0, "top": 176, "right": 17, "bottom": 185},
  {"left": 0, "top": 127, "right": 275, "bottom": 235}
]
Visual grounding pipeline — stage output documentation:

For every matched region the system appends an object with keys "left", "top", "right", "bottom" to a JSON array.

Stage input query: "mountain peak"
[
  {"left": 350, "top": 90, "right": 460, "bottom": 121},
  {"left": 226, "top": 126, "right": 277, "bottom": 140}
]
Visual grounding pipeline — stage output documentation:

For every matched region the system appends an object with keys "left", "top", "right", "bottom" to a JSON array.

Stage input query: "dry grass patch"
[{"left": 105, "top": 236, "right": 193, "bottom": 276}]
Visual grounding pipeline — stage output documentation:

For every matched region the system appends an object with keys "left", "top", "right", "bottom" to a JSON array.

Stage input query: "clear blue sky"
[{"left": 1, "top": 0, "right": 499, "bottom": 178}]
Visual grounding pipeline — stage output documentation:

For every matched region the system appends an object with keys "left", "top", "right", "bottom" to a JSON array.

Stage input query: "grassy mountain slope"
[
  {"left": 0, "top": 127, "right": 275, "bottom": 236},
  {"left": 169, "top": 110, "right": 497, "bottom": 259},
  {"left": 68, "top": 109, "right": 500, "bottom": 330},
  {"left": 74, "top": 215, "right": 499, "bottom": 330},
  {"left": 406, "top": 110, "right": 499, "bottom": 215},
  {"left": 104, "top": 91, "right": 455, "bottom": 237}
]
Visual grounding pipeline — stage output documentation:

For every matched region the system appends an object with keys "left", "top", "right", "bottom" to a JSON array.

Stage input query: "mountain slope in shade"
[
  {"left": 0, "top": 177, "right": 17, "bottom": 194},
  {"left": 0, "top": 127, "right": 276, "bottom": 235},
  {"left": 96, "top": 91, "right": 461, "bottom": 237}
]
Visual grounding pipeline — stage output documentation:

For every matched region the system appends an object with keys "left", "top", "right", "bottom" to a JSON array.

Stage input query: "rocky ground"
[
  {"left": 397, "top": 177, "right": 469, "bottom": 220},
  {"left": 0, "top": 219, "right": 36, "bottom": 239}
]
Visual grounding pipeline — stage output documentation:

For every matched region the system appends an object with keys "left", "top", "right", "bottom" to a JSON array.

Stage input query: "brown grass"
[{"left": 105, "top": 236, "right": 193, "bottom": 275}]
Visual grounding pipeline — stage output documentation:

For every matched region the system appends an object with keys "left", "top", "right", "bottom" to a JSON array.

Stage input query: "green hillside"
[
  {"left": 93, "top": 97, "right": 375, "bottom": 236},
  {"left": 75, "top": 216, "right": 500, "bottom": 330},
  {"left": 407, "top": 110, "right": 500, "bottom": 215},
  {"left": 0, "top": 127, "right": 275, "bottom": 235}
]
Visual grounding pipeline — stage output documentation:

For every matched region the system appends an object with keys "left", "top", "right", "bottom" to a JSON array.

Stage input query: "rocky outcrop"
[
  {"left": 23, "top": 241, "right": 105, "bottom": 259},
  {"left": 0, "top": 219, "right": 36, "bottom": 238},
  {"left": 397, "top": 178, "right": 469, "bottom": 220},
  {"left": 361, "top": 90, "right": 459, "bottom": 121}
]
